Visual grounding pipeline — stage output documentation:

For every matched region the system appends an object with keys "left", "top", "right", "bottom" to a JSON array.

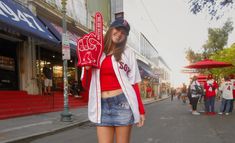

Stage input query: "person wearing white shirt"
[
  {"left": 218, "top": 76, "right": 234, "bottom": 115},
  {"left": 189, "top": 76, "right": 202, "bottom": 115}
]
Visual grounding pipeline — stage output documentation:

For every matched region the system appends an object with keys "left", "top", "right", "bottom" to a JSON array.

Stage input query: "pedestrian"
[
  {"left": 229, "top": 74, "right": 235, "bottom": 112},
  {"left": 218, "top": 76, "right": 233, "bottom": 115},
  {"left": 170, "top": 87, "right": 176, "bottom": 101},
  {"left": 146, "top": 84, "right": 152, "bottom": 98},
  {"left": 181, "top": 83, "right": 187, "bottom": 103},
  {"left": 43, "top": 65, "right": 52, "bottom": 95},
  {"left": 81, "top": 18, "right": 145, "bottom": 143},
  {"left": 204, "top": 74, "right": 218, "bottom": 115},
  {"left": 189, "top": 76, "right": 202, "bottom": 115}
]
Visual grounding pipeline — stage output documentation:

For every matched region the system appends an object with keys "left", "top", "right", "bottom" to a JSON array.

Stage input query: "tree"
[
  {"left": 209, "top": 43, "right": 235, "bottom": 78},
  {"left": 203, "top": 19, "right": 233, "bottom": 57},
  {"left": 189, "top": 0, "right": 234, "bottom": 19},
  {"left": 185, "top": 48, "right": 203, "bottom": 63}
]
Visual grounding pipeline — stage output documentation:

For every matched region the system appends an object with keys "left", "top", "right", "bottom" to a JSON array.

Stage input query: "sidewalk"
[{"left": 0, "top": 95, "right": 169, "bottom": 143}]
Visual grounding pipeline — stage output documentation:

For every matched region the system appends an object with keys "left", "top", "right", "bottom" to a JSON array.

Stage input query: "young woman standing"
[{"left": 81, "top": 18, "right": 145, "bottom": 143}]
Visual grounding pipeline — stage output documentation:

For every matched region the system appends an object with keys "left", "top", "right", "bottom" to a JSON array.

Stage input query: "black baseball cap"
[{"left": 110, "top": 18, "right": 130, "bottom": 35}]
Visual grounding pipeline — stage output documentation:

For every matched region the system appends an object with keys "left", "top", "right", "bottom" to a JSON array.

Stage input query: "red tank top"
[{"left": 100, "top": 55, "right": 121, "bottom": 91}]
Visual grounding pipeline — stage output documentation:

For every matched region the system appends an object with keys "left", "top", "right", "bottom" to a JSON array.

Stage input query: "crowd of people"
[{"left": 171, "top": 74, "right": 235, "bottom": 116}]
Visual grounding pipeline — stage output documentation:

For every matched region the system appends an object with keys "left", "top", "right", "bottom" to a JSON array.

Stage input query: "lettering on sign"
[{"left": 0, "top": 1, "right": 44, "bottom": 32}]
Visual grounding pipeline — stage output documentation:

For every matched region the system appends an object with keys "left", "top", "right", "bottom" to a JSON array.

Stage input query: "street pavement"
[
  {"left": 0, "top": 95, "right": 169, "bottom": 143},
  {"left": 10, "top": 96, "right": 235, "bottom": 143}
]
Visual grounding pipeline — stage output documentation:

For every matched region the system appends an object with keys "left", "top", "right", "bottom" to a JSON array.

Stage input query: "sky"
[{"left": 129, "top": 0, "right": 235, "bottom": 87}]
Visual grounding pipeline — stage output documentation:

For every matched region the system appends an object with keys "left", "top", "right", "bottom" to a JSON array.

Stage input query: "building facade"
[
  {"left": 0, "top": 0, "right": 111, "bottom": 95},
  {"left": 110, "top": 0, "right": 171, "bottom": 98},
  {"left": 0, "top": 0, "right": 171, "bottom": 99}
]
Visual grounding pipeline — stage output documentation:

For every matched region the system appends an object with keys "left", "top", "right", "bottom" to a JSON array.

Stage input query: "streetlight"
[{"left": 60, "top": 0, "right": 72, "bottom": 122}]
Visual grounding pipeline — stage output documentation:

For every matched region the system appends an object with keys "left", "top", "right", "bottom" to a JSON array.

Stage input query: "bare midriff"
[{"left": 101, "top": 89, "right": 123, "bottom": 98}]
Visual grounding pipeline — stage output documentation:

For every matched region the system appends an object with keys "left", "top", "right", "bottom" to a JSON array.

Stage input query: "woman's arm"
[
  {"left": 132, "top": 83, "right": 145, "bottom": 114},
  {"left": 81, "top": 67, "right": 92, "bottom": 91}
]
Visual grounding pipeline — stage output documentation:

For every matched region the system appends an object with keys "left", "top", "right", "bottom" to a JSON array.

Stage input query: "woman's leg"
[
  {"left": 97, "top": 126, "right": 115, "bottom": 143},
  {"left": 191, "top": 98, "right": 199, "bottom": 111},
  {"left": 115, "top": 125, "right": 132, "bottom": 143}
]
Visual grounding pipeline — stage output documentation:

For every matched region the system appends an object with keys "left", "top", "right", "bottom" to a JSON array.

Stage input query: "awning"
[
  {"left": 137, "top": 60, "right": 158, "bottom": 80},
  {"left": 38, "top": 16, "right": 80, "bottom": 52},
  {"left": 0, "top": 0, "right": 59, "bottom": 44}
]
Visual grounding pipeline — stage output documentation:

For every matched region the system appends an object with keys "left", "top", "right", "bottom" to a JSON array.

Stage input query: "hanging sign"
[
  {"left": 76, "top": 12, "right": 103, "bottom": 68},
  {"left": 62, "top": 33, "right": 70, "bottom": 60}
]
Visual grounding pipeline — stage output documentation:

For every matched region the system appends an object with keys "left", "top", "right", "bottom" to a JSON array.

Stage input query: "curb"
[
  {"left": 3, "top": 96, "right": 169, "bottom": 143},
  {"left": 4, "top": 119, "right": 90, "bottom": 143}
]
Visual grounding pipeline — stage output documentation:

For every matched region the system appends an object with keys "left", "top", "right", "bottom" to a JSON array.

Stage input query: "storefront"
[
  {"left": 137, "top": 60, "right": 159, "bottom": 98},
  {"left": 36, "top": 47, "right": 77, "bottom": 92},
  {"left": 0, "top": 0, "right": 59, "bottom": 93},
  {"left": 0, "top": 38, "right": 19, "bottom": 90}
]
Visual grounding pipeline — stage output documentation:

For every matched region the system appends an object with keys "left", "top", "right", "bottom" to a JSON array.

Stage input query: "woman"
[
  {"left": 81, "top": 18, "right": 145, "bottom": 143},
  {"left": 181, "top": 83, "right": 187, "bottom": 103},
  {"left": 189, "top": 76, "right": 202, "bottom": 115}
]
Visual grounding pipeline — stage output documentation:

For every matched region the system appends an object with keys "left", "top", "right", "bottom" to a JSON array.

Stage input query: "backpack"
[{"left": 195, "top": 84, "right": 203, "bottom": 94}]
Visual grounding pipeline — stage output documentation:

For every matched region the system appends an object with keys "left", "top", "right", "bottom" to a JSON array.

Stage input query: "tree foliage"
[
  {"left": 202, "top": 19, "right": 233, "bottom": 56},
  {"left": 189, "top": 0, "right": 234, "bottom": 19},
  {"left": 209, "top": 43, "right": 235, "bottom": 78},
  {"left": 185, "top": 48, "right": 203, "bottom": 63}
]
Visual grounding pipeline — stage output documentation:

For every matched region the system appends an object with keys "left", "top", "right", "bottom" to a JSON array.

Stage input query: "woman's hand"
[{"left": 137, "top": 114, "right": 145, "bottom": 127}]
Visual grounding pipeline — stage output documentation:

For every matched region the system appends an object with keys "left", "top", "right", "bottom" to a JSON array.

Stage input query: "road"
[{"left": 17, "top": 98, "right": 235, "bottom": 143}]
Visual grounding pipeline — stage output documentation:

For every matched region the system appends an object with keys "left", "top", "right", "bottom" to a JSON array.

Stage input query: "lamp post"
[{"left": 60, "top": 0, "right": 72, "bottom": 122}]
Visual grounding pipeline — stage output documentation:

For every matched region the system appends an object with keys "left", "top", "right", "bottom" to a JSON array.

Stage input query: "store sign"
[
  {"left": 0, "top": 0, "right": 58, "bottom": 43},
  {"left": 76, "top": 12, "right": 103, "bottom": 68},
  {"left": 62, "top": 33, "right": 70, "bottom": 60}
]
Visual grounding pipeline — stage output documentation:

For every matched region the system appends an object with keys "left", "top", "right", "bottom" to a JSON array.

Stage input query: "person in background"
[
  {"left": 68, "top": 80, "right": 82, "bottom": 98},
  {"left": 181, "top": 83, "right": 187, "bottom": 103},
  {"left": 204, "top": 74, "right": 218, "bottom": 115},
  {"left": 146, "top": 84, "right": 152, "bottom": 98},
  {"left": 170, "top": 87, "right": 176, "bottom": 101},
  {"left": 229, "top": 74, "right": 235, "bottom": 113},
  {"left": 81, "top": 18, "right": 145, "bottom": 143},
  {"left": 218, "top": 76, "right": 233, "bottom": 115},
  {"left": 43, "top": 65, "right": 52, "bottom": 95},
  {"left": 189, "top": 76, "right": 202, "bottom": 115}
]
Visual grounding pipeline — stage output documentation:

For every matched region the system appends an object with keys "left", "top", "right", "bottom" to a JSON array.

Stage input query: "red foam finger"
[{"left": 94, "top": 12, "right": 103, "bottom": 42}]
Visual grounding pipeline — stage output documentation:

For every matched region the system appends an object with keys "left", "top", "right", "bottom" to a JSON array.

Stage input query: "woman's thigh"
[
  {"left": 115, "top": 125, "right": 132, "bottom": 143},
  {"left": 97, "top": 126, "right": 115, "bottom": 143}
]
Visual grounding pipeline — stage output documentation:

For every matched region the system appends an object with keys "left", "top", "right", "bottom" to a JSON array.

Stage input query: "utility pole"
[{"left": 60, "top": 0, "right": 72, "bottom": 122}]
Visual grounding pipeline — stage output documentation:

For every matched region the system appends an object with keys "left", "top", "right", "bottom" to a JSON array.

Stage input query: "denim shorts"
[{"left": 96, "top": 93, "right": 134, "bottom": 126}]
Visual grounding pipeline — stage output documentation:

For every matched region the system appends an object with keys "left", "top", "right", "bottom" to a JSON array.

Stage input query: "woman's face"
[{"left": 111, "top": 27, "right": 127, "bottom": 44}]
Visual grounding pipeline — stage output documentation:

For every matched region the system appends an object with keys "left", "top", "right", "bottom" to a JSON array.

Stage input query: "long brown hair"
[{"left": 104, "top": 27, "right": 127, "bottom": 62}]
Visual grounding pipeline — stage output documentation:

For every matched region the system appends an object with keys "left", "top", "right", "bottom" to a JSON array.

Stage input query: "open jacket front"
[{"left": 81, "top": 48, "right": 141, "bottom": 124}]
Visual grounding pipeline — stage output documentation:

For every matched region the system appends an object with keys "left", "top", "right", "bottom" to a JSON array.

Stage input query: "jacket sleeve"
[
  {"left": 132, "top": 83, "right": 145, "bottom": 115},
  {"left": 81, "top": 67, "right": 92, "bottom": 91}
]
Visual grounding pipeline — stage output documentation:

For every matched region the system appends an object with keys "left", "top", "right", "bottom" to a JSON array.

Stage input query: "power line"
[{"left": 138, "top": 0, "right": 159, "bottom": 33}]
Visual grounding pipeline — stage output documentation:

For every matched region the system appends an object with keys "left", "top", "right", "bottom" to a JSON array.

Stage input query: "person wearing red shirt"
[
  {"left": 81, "top": 18, "right": 145, "bottom": 143},
  {"left": 204, "top": 74, "right": 218, "bottom": 115}
]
